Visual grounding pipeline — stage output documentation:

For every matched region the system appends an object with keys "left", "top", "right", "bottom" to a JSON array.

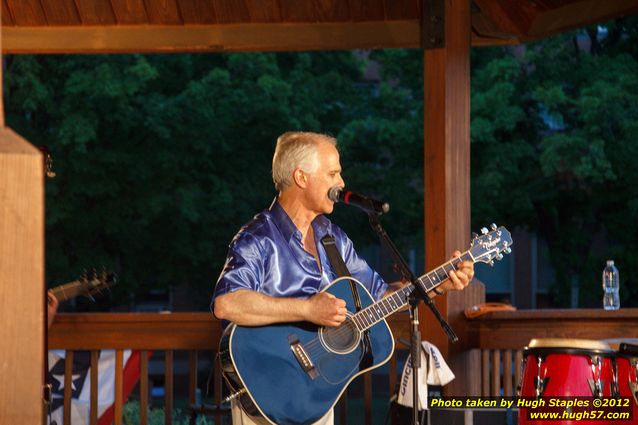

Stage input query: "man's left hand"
[
  {"left": 47, "top": 291, "right": 59, "bottom": 329},
  {"left": 439, "top": 250, "right": 474, "bottom": 293}
]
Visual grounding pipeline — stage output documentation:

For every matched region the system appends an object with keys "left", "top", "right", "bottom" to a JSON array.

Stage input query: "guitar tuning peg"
[
  {"left": 471, "top": 232, "right": 479, "bottom": 240},
  {"left": 504, "top": 247, "right": 512, "bottom": 254},
  {"left": 481, "top": 227, "right": 489, "bottom": 235},
  {"left": 496, "top": 252, "right": 503, "bottom": 260},
  {"left": 488, "top": 260, "right": 494, "bottom": 266},
  {"left": 491, "top": 223, "right": 497, "bottom": 231}
]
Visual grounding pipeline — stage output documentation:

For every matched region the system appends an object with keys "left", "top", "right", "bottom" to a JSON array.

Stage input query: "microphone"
[{"left": 328, "top": 187, "right": 390, "bottom": 215}]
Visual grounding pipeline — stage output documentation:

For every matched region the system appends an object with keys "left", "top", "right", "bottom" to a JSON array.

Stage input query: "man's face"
[{"left": 303, "top": 142, "right": 345, "bottom": 215}]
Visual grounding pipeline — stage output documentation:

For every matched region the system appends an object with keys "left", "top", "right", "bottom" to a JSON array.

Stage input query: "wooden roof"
[{"left": 2, "top": 0, "right": 638, "bottom": 53}]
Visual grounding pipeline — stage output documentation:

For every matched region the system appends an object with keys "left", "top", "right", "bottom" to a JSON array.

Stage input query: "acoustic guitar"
[{"left": 219, "top": 225, "right": 512, "bottom": 425}]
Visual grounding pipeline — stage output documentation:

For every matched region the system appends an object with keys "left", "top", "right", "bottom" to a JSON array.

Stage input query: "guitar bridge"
[{"left": 288, "top": 334, "right": 318, "bottom": 380}]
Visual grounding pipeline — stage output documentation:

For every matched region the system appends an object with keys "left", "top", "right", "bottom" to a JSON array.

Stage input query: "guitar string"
[
  {"left": 300, "top": 285, "right": 410, "bottom": 354},
  {"left": 300, "top": 256, "right": 468, "bottom": 356},
  {"left": 302, "top": 277, "right": 436, "bottom": 353},
  {"left": 299, "top": 248, "right": 501, "bottom": 367},
  {"left": 300, "top": 284, "right": 417, "bottom": 356}
]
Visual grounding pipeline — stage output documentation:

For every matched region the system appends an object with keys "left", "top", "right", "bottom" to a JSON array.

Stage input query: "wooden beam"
[
  {"left": 423, "top": 0, "right": 484, "bottom": 396},
  {"left": 1, "top": 21, "right": 421, "bottom": 53},
  {"left": 2, "top": 21, "right": 506, "bottom": 54},
  {"left": 0, "top": 128, "right": 44, "bottom": 424}
]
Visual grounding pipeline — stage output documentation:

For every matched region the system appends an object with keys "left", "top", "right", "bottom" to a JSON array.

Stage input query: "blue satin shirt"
[{"left": 212, "top": 199, "right": 388, "bottom": 312}]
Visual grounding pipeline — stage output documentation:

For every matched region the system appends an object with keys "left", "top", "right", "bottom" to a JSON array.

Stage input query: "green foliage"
[
  {"left": 5, "top": 51, "right": 418, "bottom": 309},
  {"left": 6, "top": 17, "right": 638, "bottom": 309},
  {"left": 470, "top": 20, "right": 638, "bottom": 306}
]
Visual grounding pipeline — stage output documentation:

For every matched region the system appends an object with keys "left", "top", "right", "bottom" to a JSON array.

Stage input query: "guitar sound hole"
[{"left": 319, "top": 318, "right": 360, "bottom": 354}]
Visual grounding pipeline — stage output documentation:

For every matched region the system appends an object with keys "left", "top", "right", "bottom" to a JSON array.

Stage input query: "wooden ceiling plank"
[
  {"left": 41, "top": 0, "right": 81, "bottom": 25},
  {"left": 278, "top": 0, "right": 315, "bottom": 22},
  {"left": 527, "top": 0, "right": 638, "bottom": 39},
  {"left": 6, "top": 0, "right": 47, "bottom": 25},
  {"left": 472, "top": 0, "right": 533, "bottom": 35},
  {"left": 384, "top": 0, "right": 419, "bottom": 21},
  {"left": 110, "top": 0, "right": 148, "bottom": 24},
  {"left": 471, "top": 29, "right": 519, "bottom": 46},
  {"left": 311, "top": 0, "right": 350, "bottom": 22},
  {"left": 143, "top": 0, "right": 181, "bottom": 24},
  {"left": 75, "top": 0, "right": 116, "bottom": 24},
  {"left": 532, "top": 0, "right": 581, "bottom": 10},
  {"left": 349, "top": 0, "right": 385, "bottom": 21},
  {"left": 471, "top": 9, "right": 519, "bottom": 42},
  {"left": 1, "top": 21, "right": 422, "bottom": 53},
  {"left": 244, "top": 0, "right": 281, "bottom": 23},
  {"left": 211, "top": 0, "right": 250, "bottom": 24},
  {"left": 2, "top": 0, "right": 16, "bottom": 25},
  {"left": 178, "top": 0, "right": 216, "bottom": 24}
]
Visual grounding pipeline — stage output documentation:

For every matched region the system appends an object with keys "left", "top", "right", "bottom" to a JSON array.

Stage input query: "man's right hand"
[{"left": 306, "top": 292, "right": 347, "bottom": 327}]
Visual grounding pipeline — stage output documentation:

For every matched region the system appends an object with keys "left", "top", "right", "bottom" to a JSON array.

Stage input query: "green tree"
[
  {"left": 470, "top": 18, "right": 638, "bottom": 306},
  {"left": 3, "top": 52, "right": 399, "bottom": 310}
]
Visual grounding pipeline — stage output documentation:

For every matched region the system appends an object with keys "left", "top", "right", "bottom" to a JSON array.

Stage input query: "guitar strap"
[{"left": 320, "top": 235, "right": 373, "bottom": 370}]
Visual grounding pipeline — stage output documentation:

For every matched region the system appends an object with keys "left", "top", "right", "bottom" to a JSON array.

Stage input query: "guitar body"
[{"left": 219, "top": 278, "right": 394, "bottom": 425}]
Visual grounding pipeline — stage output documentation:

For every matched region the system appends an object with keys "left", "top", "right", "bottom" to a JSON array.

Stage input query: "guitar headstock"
[
  {"left": 469, "top": 224, "right": 513, "bottom": 266},
  {"left": 78, "top": 269, "right": 117, "bottom": 300}
]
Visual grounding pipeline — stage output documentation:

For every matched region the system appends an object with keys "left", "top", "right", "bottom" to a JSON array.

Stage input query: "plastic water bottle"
[{"left": 602, "top": 260, "right": 620, "bottom": 310}]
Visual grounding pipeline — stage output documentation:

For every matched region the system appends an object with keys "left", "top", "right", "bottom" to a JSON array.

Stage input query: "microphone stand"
[{"left": 367, "top": 213, "right": 457, "bottom": 425}]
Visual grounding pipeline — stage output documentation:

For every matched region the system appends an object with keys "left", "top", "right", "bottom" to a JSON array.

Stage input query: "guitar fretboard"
[
  {"left": 50, "top": 280, "right": 85, "bottom": 302},
  {"left": 350, "top": 252, "right": 473, "bottom": 331}
]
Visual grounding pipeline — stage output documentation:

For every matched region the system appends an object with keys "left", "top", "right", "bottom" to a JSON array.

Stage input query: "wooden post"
[
  {"left": 422, "top": 0, "right": 484, "bottom": 396},
  {"left": 0, "top": 128, "right": 45, "bottom": 422},
  {"left": 0, "top": 11, "right": 46, "bottom": 422}
]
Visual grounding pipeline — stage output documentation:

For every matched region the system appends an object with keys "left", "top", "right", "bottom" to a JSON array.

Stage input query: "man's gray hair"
[{"left": 272, "top": 131, "right": 337, "bottom": 192}]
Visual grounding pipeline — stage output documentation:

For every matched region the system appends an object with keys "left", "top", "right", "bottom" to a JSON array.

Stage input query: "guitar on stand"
[{"left": 219, "top": 225, "right": 513, "bottom": 425}]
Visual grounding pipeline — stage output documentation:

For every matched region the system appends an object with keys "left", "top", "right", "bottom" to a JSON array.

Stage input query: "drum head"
[{"left": 528, "top": 338, "right": 611, "bottom": 351}]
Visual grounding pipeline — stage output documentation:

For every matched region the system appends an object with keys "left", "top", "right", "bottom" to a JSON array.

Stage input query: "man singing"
[{"left": 212, "top": 131, "right": 474, "bottom": 425}]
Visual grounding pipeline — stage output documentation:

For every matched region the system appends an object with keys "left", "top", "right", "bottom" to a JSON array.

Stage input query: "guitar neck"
[
  {"left": 350, "top": 251, "right": 474, "bottom": 332},
  {"left": 50, "top": 280, "right": 84, "bottom": 302}
]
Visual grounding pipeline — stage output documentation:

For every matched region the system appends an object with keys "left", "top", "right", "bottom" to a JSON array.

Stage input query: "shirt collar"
[{"left": 268, "top": 198, "right": 332, "bottom": 243}]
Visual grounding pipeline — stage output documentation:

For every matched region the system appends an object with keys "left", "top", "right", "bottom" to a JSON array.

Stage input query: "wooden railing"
[
  {"left": 465, "top": 308, "right": 638, "bottom": 397},
  {"left": 48, "top": 311, "right": 412, "bottom": 425},
  {"left": 49, "top": 308, "right": 638, "bottom": 423}
]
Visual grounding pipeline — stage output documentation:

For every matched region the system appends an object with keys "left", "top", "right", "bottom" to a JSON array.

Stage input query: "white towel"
[{"left": 396, "top": 341, "right": 455, "bottom": 410}]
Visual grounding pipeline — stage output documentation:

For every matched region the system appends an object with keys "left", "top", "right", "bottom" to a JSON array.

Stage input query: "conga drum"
[
  {"left": 519, "top": 338, "right": 615, "bottom": 425},
  {"left": 614, "top": 342, "right": 638, "bottom": 424}
]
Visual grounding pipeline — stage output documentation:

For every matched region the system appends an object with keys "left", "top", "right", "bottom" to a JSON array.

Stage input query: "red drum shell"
[
  {"left": 519, "top": 345, "right": 614, "bottom": 425},
  {"left": 615, "top": 343, "right": 638, "bottom": 425}
]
